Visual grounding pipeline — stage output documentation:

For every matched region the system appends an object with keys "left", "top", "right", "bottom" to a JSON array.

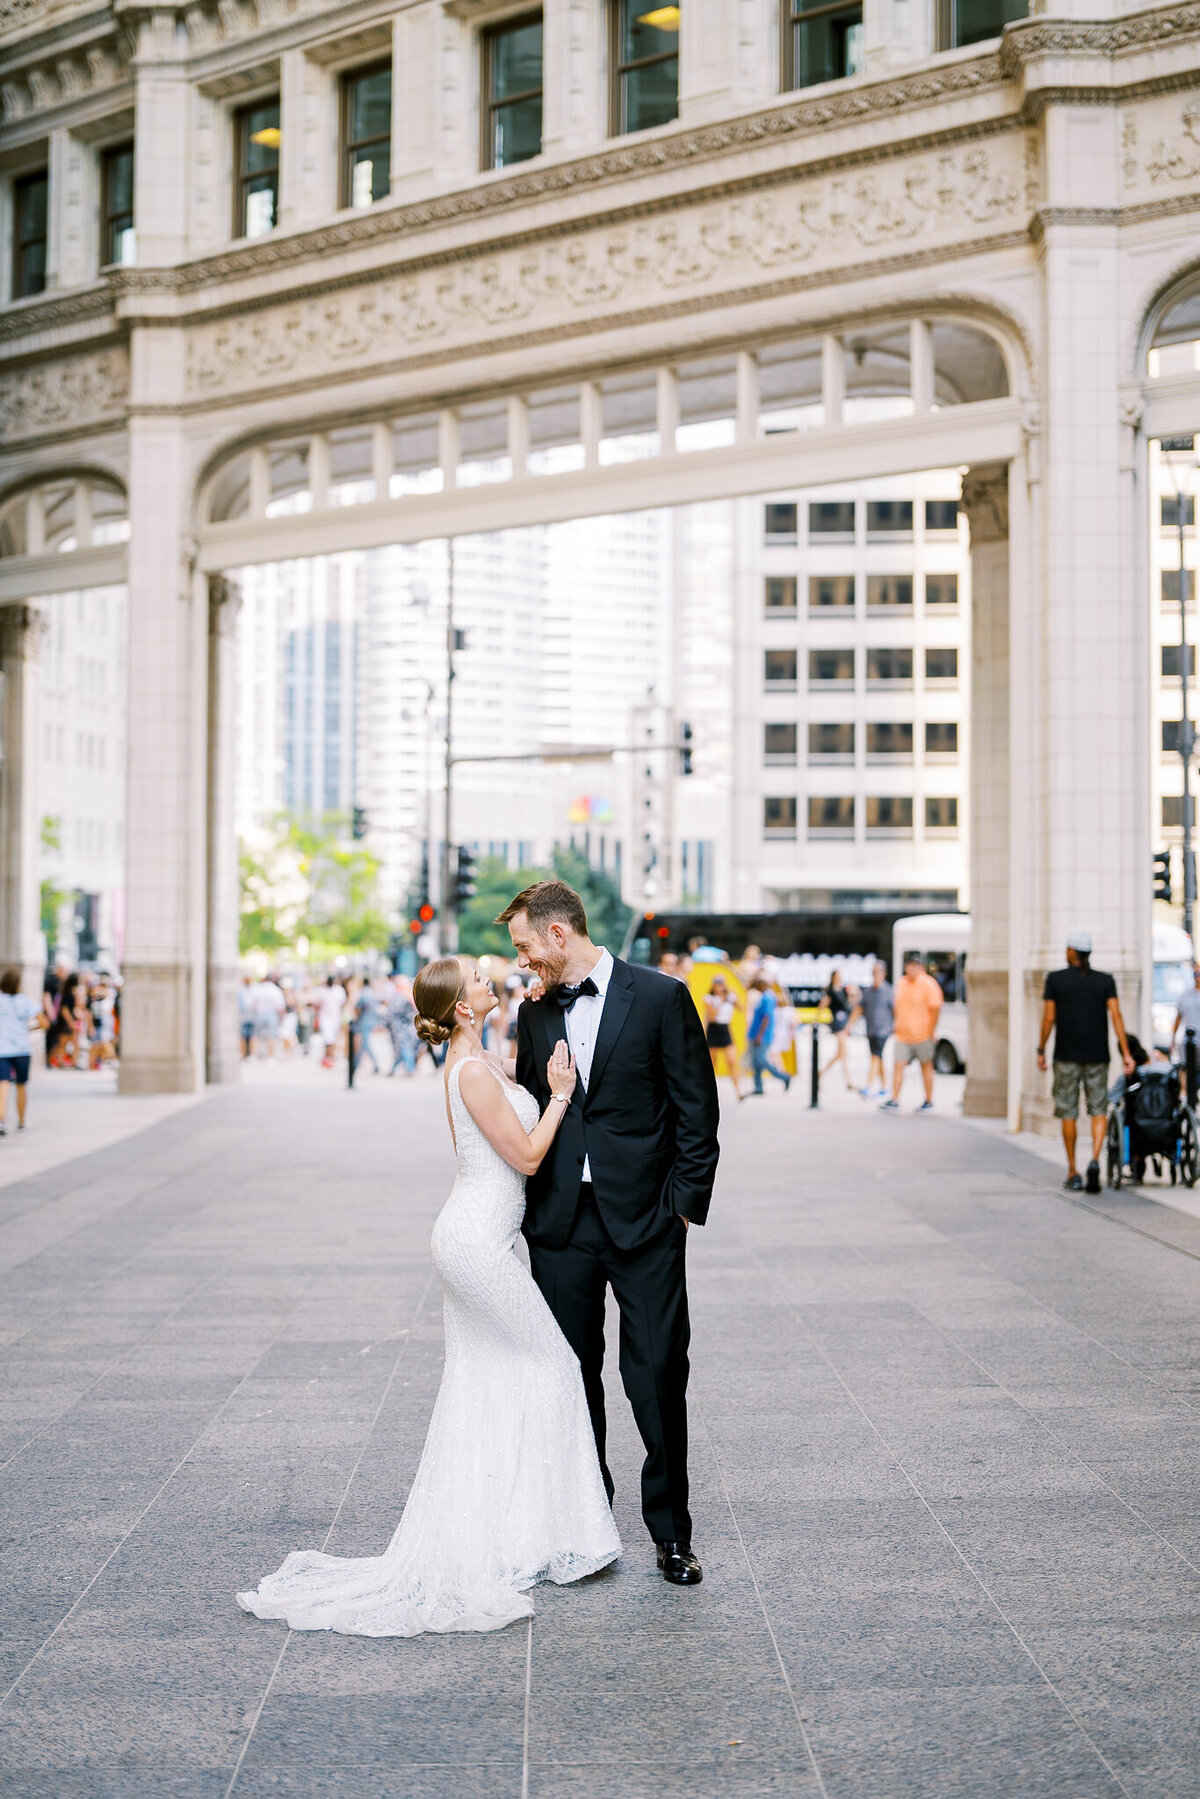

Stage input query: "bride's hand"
[{"left": 547, "top": 1041, "right": 576, "bottom": 1100}]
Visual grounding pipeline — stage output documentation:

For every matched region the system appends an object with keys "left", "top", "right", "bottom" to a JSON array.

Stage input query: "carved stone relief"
[
  {"left": 187, "top": 134, "right": 1032, "bottom": 397},
  {"left": 0, "top": 350, "right": 130, "bottom": 444}
]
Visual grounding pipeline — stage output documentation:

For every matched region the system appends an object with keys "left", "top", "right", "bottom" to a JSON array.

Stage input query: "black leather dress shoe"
[{"left": 656, "top": 1540, "right": 703, "bottom": 1585}]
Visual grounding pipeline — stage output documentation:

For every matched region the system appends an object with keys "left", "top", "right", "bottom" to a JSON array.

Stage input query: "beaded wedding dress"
[{"left": 237, "top": 1056, "right": 620, "bottom": 1636}]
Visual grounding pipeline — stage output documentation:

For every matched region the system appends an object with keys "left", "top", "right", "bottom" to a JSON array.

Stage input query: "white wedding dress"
[{"left": 237, "top": 1056, "right": 620, "bottom": 1636}]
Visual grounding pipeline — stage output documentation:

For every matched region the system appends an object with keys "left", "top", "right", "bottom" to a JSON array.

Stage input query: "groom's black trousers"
[{"left": 528, "top": 1184, "right": 692, "bottom": 1545}]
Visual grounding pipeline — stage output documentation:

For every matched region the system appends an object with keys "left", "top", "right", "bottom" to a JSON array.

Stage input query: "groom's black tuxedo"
[
  {"left": 516, "top": 957, "right": 719, "bottom": 1545},
  {"left": 517, "top": 958, "right": 720, "bottom": 1250}
]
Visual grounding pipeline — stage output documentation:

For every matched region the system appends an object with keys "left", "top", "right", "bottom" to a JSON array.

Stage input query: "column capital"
[
  {"left": 208, "top": 574, "right": 243, "bottom": 637},
  {"left": 960, "top": 463, "right": 1009, "bottom": 544},
  {"left": 0, "top": 602, "right": 47, "bottom": 661}
]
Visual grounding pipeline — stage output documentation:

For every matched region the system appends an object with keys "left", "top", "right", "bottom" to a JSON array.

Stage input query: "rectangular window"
[
  {"left": 866, "top": 722, "right": 913, "bottom": 758},
  {"left": 925, "top": 573, "right": 958, "bottom": 607},
  {"left": 925, "top": 499, "right": 959, "bottom": 532},
  {"left": 764, "top": 649, "right": 798, "bottom": 686},
  {"left": 1163, "top": 569, "right": 1196, "bottom": 604},
  {"left": 101, "top": 143, "right": 135, "bottom": 266},
  {"left": 13, "top": 168, "right": 48, "bottom": 298},
  {"left": 484, "top": 16, "right": 543, "bottom": 169},
  {"left": 866, "top": 574, "right": 913, "bottom": 610},
  {"left": 1163, "top": 720, "right": 1183, "bottom": 753},
  {"left": 809, "top": 722, "right": 854, "bottom": 760},
  {"left": 236, "top": 98, "right": 281, "bottom": 238},
  {"left": 764, "top": 723, "right": 798, "bottom": 763},
  {"left": 765, "top": 575, "right": 798, "bottom": 613},
  {"left": 937, "top": 0, "right": 1027, "bottom": 49},
  {"left": 865, "top": 795, "right": 913, "bottom": 832},
  {"left": 808, "top": 795, "right": 855, "bottom": 835},
  {"left": 782, "top": 0, "right": 863, "bottom": 91},
  {"left": 343, "top": 64, "right": 392, "bottom": 206},
  {"left": 925, "top": 647, "right": 958, "bottom": 682},
  {"left": 1164, "top": 795, "right": 1185, "bottom": 827},
  {"left": 925, "top": 721, "right": 959, "bottom": 756},
  {"left": 765, "top": 501, "right": 798, "bottom": 543},
  {"left": 1163, "top": 645, "right": 1197, "bottom": 677},
  {"left": 809, "top": 500, "right": 855, "bottom": 535},
  {"left": 614, "top": 0, "right": 679, "bottom": 134},
  {"left": 809, "top": 648, "right": 855, "bottom": 685},
  {"left": 866, "top": 499, "right": 913, "bottom": 536},
  {"left": 1163, "top": 496, "right": 1195, "bottom": 529},
  {"left": 866, "top": 648, "right": 912, "bottom": 683},
  {"left": 764, "top": 795, "right": 798, "bottom": 835},
  {"left": 925, "top": 796, "right": 959, "bottom": 830},
  {"left": 808, "top": 575, "right": 855, "bottom": 610}
]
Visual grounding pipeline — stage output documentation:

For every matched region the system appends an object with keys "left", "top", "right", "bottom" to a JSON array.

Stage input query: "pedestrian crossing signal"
[{"left": 1154, "top": 848, "right": 1173, "bottom": 903}]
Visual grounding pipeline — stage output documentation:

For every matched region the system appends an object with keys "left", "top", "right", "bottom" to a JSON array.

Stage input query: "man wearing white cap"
[{"left": 1038, "top": 930, "right": 1135, "bottom": 1192}]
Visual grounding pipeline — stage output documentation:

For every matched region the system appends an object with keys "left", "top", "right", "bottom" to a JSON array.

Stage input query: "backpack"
[{"left": 1127, "top": 1069, "right": 1178, "bottom": 1150}]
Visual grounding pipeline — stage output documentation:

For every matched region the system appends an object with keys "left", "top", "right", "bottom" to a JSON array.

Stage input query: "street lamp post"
[{"left": 441, "top": 538, "right": 457, "bottom": 954}]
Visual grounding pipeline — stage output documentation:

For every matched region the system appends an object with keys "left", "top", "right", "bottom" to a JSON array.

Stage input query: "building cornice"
[{"left": 1000, "top": 3, "right": 1200, "bottom": 70}]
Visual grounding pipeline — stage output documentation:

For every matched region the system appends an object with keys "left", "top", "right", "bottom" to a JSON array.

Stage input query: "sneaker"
[
  {"left": 1085, "top": 1159, "right": 1101, "bottom": 1194},
  {"left": 859, "top": 1087, "right": 871, "bottom": 1099},
  {"left": 879, "top": 1099, "right": 899, "bottom": 1112},
  {"left": 917, "top": 1100, "right": 934, "bottom": 1114},
  {"left": 1063, "top": 1174, "right": 1083, "bottom": 1192}
]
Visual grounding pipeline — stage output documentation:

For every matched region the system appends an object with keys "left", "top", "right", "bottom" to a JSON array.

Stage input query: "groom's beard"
[{"left": 533, "top": 945, "right": 567, "bottom": 989}]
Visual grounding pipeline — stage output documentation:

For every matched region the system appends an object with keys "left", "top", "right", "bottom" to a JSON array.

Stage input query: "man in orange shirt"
[{"left": 879, "top": 953, "right": 944, "bottom": 1113}]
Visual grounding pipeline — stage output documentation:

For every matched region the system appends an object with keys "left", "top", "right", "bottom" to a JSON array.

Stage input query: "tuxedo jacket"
[{"left": 515, "top": 958, "right": 720, "bottom": 1251}]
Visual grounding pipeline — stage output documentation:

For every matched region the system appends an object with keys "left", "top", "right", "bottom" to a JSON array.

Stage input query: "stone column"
[
  {"left": 961, "top": 464, "right": 1010, "bottom": 1118},
  {"left": 0, "top": 602, "right": 46, "bottom": 999},
  {"left": 119, "top": 326, "right": 208, "bottom": 1095},
  {"left": 206, "top": 576, "right": 242, "bottom": 1085}
]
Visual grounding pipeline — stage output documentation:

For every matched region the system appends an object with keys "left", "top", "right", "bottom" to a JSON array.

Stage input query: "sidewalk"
[{"left": 3, "top": 1069, "right": 1200, "bottom": 1796}]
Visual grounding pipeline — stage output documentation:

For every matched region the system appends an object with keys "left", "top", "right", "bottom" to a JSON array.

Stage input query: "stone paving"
[{"left": 2, "top": 1064, "right": 1200, "bottom": 1798}]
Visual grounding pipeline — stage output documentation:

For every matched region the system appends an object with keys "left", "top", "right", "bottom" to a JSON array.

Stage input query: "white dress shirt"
[{"left": 564, "top": 947, "right": 613, "bottom": 1181}]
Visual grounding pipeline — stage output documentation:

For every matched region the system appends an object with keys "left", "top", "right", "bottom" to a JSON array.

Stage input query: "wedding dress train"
[{"left": 237, "top": 1057, "right": 620, "bottom": 1636}]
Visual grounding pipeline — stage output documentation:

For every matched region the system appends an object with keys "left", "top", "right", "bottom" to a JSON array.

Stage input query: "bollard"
[
  {"left": 809, "top": 1020, "right": 820, "bottom": 1109},
  {"left": 1188, "top": 1028, "right": 1198, "bottom": 1110}
]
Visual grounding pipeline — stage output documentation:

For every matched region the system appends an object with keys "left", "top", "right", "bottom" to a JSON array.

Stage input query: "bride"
[{"left": 237, "top": 955, "right": 620, "bottom": 1637}]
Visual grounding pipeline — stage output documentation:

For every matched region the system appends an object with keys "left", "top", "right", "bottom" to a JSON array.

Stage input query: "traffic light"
[
  {"left": 678, "top": 720, "right": 694, "bottom": 776},
  {"left": 452, "top": 845, "right": 477, "bottom": 912},
  {"left": 351, "top": 805, "right": 367, "bottom": 840},
  {"left": 1154, "top": 848, "right": 1173, "bottom": 903}
]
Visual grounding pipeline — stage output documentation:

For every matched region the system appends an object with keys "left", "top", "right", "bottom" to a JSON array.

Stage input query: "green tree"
[
  {"left": 238, "top": 812, "right": 390, "bottom": 958},
  {"left": 40, "top": 814, "right": 68, "bottom": 949},
  {"left": 454, "top": 847, "right": 632, "bottom": 958}
]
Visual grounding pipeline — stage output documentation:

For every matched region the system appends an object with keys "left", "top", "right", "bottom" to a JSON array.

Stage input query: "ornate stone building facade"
[{"left": 3, "top": 0, "right": 1200, "bottom": 1125}]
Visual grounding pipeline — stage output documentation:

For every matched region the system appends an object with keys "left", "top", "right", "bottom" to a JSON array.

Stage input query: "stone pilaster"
[
  {"left": 961, "top": 462, "right": 1010, "bottom": 1118},
  {"left": 207, "top": 575, "right": 242, "bottom": 1086},
  {"left": 0, "top": 602, "right": 47, "bottom": 1001}
]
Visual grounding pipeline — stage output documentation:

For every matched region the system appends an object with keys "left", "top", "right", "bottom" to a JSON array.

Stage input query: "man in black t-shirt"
[{"left": 1038, "top": 930, "right": 1134, "bottom": 1193}]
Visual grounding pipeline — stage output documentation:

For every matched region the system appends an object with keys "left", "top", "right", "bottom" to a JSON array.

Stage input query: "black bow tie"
[{"left": 554, "top": 977, "right": 599, "bottom": 1010}]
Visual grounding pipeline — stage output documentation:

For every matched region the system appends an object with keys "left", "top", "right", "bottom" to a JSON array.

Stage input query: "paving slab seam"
[
  {"left": 1053, "top": 1190, "right": 1200, "bottom": 1264},
  {"left": 223, "top": 1264, "right": 438, "bottom": 1799},
  {"left": 692, "top": 1379, "right": 832, "bottom": 1799},
  {"left": 739, "top": 1233, "right": 1137, "bottom": 1799},
  {"left": 0, "top": 1263, "right": 329, "bottom": 1717},
  {"left": 520, "top": 1614, "right": 533, "bottom": 1799},
  {"left": 0, "top": 1260, "right": 233, "bottom": 1473},
  {"left": 904, "top": 1306, "right": 1200, "bottom": 1584}
]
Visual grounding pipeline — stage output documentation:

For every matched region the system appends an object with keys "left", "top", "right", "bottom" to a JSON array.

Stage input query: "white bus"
[{"left": 891, "top": 913, "right": 970, "bottom": 1074}]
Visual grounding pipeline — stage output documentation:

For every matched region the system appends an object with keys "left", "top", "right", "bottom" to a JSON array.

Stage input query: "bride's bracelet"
[{"left": 548, "top": 1092, "right": 569, "bottom": 1109}]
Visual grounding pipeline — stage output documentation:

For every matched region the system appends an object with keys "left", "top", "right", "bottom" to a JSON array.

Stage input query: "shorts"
[
  {"left": 1053, "top": 1060, "right": 1109, "bottom": 1119},
  {"left": 868, "top": 1034, "right": 890, "bottom": 1060},
  {"left": 706, "top": 1023, "right": 733, "bottom": 1051},
  {"left": 0, "top": 1055, "right": 30, "bottom": 1084},
  {"left": 240, "top": 1020, "right": 254, "bottom": 1042},
  {"left": 895, "top": 1038, "right": 934, "bottom": 1066},
  {"left": 255, "top": 1015, "right": 279, "bottom": 1040}
]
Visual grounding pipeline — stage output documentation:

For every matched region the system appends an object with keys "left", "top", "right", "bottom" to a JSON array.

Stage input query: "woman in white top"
[
  {"left": 703, "top": 975, "right": 745, "bottom": 1099},
  {"left": 0, "top": 969, "right": 43, "bottom": 1136}
]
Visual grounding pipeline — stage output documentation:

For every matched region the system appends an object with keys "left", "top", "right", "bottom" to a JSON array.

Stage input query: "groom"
[{"left": 498, "top": 879, "right": 720, "bottom": 1585}]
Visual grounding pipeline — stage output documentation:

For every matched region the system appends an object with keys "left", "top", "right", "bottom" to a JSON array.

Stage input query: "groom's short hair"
[{"left": 495, "top": 879, "right": 588, "bottom": 937}]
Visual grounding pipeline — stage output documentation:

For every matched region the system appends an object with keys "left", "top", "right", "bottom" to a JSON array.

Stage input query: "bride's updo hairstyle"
[{"left": 413, "top": 956, "right": 466, "bottom": 1047}]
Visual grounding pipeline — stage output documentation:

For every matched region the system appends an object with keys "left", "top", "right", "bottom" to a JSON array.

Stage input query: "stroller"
[{"left": 1105, "top": 1063, "right": 1200, "bottom": 1189}]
